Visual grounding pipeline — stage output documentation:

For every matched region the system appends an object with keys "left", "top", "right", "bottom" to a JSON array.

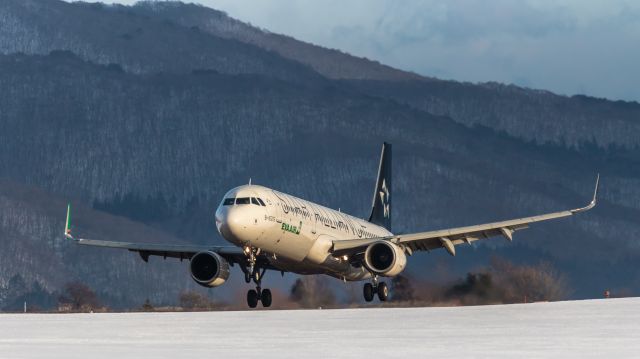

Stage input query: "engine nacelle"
[
  {"left": 190, "top": 251, "right": 230, "bottom": 287},
  {"left": 364, "top": 241, "right": 407, "bottom": 277}
]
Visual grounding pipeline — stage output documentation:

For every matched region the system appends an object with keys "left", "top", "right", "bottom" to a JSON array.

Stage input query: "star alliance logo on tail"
[{"left": 379, "top": 178, "right": 390, "bottom": 218}]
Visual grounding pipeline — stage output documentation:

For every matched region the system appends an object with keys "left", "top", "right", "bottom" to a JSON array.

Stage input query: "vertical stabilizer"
[{"left": 368, "top": 142, "right": 392, "bottom": 231}]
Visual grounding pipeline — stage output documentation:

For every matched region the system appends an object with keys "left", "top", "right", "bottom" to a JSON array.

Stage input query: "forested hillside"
[
  {"left": 126, "top": 1, "right": 640, "bottom": 150},
  {"left": 0, "top": 0, "right": 638, "bottom": 308}
]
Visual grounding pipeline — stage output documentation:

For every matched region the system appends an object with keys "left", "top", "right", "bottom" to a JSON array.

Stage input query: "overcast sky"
[{"left": 90, "top": 0, "right": 640, "bottom": 102}]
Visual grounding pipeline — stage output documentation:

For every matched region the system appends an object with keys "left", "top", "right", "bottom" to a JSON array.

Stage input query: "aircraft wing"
[
  {"left": 332, "top": 175, "right": 599, "bottom": 257},
  {"left": 63, "top": 205, "right": 262, "bottom": 267},
  {"left": 73, "top": 238, "right": 244, "bottom": 263}
]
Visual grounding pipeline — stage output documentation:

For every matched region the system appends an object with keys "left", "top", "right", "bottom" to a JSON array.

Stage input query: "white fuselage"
[{"left": 214, "top": 185, "right": 392, "bottom": 280}]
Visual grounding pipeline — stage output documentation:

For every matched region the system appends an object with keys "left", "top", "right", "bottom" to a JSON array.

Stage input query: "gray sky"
[{"left": 86, "top": 1, "right": 640, "bottom": 102}]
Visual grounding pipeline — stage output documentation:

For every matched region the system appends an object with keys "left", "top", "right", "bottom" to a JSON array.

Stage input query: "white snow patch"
[{"left": 1, "top": 298, "right": 639, "bottom": 358}]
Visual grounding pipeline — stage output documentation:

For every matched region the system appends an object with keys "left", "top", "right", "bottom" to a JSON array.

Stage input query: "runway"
[{"left": 0, "top": 298, "right": 638, "bottom": 358}]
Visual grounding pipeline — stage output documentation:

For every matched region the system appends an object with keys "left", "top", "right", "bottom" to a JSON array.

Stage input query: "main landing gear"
[
  {"left": 244, "top": 245, "right": 272, "bottom": 308},
  {"left": 363, "top": 276, "right": 389, "bottom": 302}
]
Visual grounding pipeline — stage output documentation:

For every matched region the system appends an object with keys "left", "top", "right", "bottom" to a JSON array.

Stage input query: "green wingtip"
[{"left": 65, "top": 203, "right": 72, "bottom": 237}]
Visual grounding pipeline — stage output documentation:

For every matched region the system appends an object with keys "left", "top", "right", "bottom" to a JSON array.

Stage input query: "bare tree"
[
  {"left": 179, "top": 290, "right": 214, "bottom": 310},
  {"left": 58, "top": 281, "right": 100, "bottom": 311},
  {"left": 290, "top": 276, "right": 336, "bottom": 308},
  {"left": 391, "top": 275, "right": 415, "bottom": 302},
  {"left": 490, "top": 258, "right": 570, "bottom": 302},
  {"left": 141, "top": 298, "right": 154, "bottom": 312}
]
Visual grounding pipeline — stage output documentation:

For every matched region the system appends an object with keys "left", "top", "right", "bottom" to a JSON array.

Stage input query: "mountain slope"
[
  {"left": 0, "top": 180, "right": 210, "bottom": 308},
  {"left": 128, "top": 1, "right": 421, "bottom": 81},
  {"left": 127, "top": 1, "right": 640, "bottom": 151},
  {"left": 0, "top": 0, "right": 321, "bottom": 82},
  {"left": 0, "top": 52, "right": 638, "bottom": 301},
  {"left": 344, "top": 80, "right": 640, "bottom": 150}
]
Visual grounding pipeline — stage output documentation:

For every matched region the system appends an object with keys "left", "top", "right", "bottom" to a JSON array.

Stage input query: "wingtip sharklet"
[
  {"left": 592, "top": 173, "right": 600, "bottom": 203},
  {"left": 571, "top": 173, "right": 599, "bottom": 214},
  {"left": 64, "top": 203, "right": 74, "bottom": 240}
]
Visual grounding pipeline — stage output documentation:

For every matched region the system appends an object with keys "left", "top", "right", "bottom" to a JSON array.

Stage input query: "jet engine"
[
  {"left": 190, "top": 251, "right": 230, "bottom": 287},
  {"left": 364, "top": 241, "right": 407, "bottom": 276}
]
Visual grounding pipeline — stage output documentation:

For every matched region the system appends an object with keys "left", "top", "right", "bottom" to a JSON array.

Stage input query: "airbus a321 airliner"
[{"left": 64, "top": 143, "right": 598, "bottom": 308}]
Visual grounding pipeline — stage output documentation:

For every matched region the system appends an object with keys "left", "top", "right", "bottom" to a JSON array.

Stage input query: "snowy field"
[{"left": 0, "top": 298, "right": 638, "bottom": 358}]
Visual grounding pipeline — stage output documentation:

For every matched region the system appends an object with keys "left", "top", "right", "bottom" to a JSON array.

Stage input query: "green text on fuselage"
[{"left": 282, "top": 221, "right": 302, "bottom": 235}]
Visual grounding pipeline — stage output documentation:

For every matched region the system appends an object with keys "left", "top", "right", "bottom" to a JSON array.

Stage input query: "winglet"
[
  {"left": 64, "top": 203, "right": 74, "bottom": 240},
  {"left": 571, "top": 174, "right": 599, "bottom": 213},
  {"left": 592, "top": 173, "right": 600, "bottom": 205}
]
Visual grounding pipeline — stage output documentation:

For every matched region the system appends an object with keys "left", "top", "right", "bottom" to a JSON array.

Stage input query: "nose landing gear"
[
  {"left": 247, "top": 287, "right": 272, "bottom": 308},
  {"left": 246, "top": 272, "right": 272, "bottom": 308},
  {"left": 246, "top": 266, "right": 271, "bottom": 308},
  {"left": 363, "top": 276, "right": 389, "bottom": 302},
  {"left": 243, "top": 245, "right": 272, "bottom": 308},
  {"left": 244, "top": 266, "right": 261, "bottom": 284}
]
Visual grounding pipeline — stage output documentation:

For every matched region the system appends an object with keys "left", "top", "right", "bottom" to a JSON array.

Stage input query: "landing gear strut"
[
  {"left": 363, "top": 276, "right": 389, "bottom": 302},
  {"left": 244, "top": 267, "right": 261, "bottom": 284}
]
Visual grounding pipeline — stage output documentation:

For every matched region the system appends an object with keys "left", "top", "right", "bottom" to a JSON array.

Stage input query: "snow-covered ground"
[{"left": 0, "top": 298, "right": 638, "bottom": 358}]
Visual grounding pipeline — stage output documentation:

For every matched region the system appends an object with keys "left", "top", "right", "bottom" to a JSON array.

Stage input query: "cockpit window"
[
  {"left": 225, "top": 196, "right": 265, "bottom": 206},
  {"left": 235, "top": 197, "right": 250, "bottom": 205}
]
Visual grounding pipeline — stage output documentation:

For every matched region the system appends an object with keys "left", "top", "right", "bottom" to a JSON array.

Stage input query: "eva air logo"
[
  {"left": 379, "top": 178, "right": 390, "bottom": 218},
  {"left": 282, "top": 221, "right": 302, "bottom": 235}
]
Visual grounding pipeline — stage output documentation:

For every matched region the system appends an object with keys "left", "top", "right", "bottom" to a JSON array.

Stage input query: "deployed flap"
[{"left": 368, "top": 142, "right": 392, "bottom": 231}]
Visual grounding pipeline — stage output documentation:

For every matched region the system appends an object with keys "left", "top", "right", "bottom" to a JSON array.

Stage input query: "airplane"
[{"left": 64, "top": 143, "right": 599, "bottom": 308}]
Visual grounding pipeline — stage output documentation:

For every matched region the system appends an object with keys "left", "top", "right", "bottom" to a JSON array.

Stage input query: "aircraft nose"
[
  {"left": 217, "top": 205, "right": 266, "bottom": 244},
  {"left": 225, "top": 207, "right": 247, "bottom": 237},
  {"left": 214, "top": 205, "right": 226, "bottom": 234}
]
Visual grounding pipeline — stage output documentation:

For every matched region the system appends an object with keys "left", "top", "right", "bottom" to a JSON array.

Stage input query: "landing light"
[{"left": 342, "top": 255, "right": 349, "bottom": 261}]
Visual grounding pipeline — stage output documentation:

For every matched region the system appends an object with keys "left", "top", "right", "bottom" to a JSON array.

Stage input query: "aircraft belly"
[
  {"left": 268, "top": 257, "right": 325, "bottom": 275},
  {"left": 268, "top": 253, "right": 371, "bottom": 281},
  {"left": 263, "top": 226, "right": 313, "bottom": 262}
]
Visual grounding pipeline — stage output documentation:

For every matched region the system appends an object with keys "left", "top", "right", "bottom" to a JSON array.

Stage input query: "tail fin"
[{"left": 368, "top": 142, "right": 392, "bottom": 231}]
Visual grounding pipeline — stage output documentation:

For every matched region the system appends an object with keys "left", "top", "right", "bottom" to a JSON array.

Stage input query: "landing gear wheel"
[
  {"left": 363, "top": 283, "right": 375, "bottom": 302},
  {"left": 261, "top": 288, "right": 272, "bottom": 308},
  {"left": 247, "top": 289, "right": 259, "bottom": 308},
  {"left": 377, "top": 282, "right": 389, "bottom": 302}
]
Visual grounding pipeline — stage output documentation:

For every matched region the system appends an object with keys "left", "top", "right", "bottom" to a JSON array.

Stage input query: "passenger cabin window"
[
  {"left": 223, "top": 198, "right": 234, "bottom": 206},
  {"left": 235, "top": 197, "right": 250, "bottom": 205}
]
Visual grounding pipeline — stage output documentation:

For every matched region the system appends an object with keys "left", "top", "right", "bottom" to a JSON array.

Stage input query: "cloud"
[{"left": 68, "top": 0, "right": 640, "bottom": 101}]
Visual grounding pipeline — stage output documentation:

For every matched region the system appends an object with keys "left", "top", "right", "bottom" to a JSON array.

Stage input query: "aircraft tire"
[
  {"left": 377, "top": 282, "right": 389, "bottom": 302},
  {"left": 363, "top": 283, "right": 374, "bottom": 302},
  {"left": 247, "top": 289, "right": 259, "bottom": 308},
  {"left": 261, "top": 288, "right": 272, "bottom": 308}
]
